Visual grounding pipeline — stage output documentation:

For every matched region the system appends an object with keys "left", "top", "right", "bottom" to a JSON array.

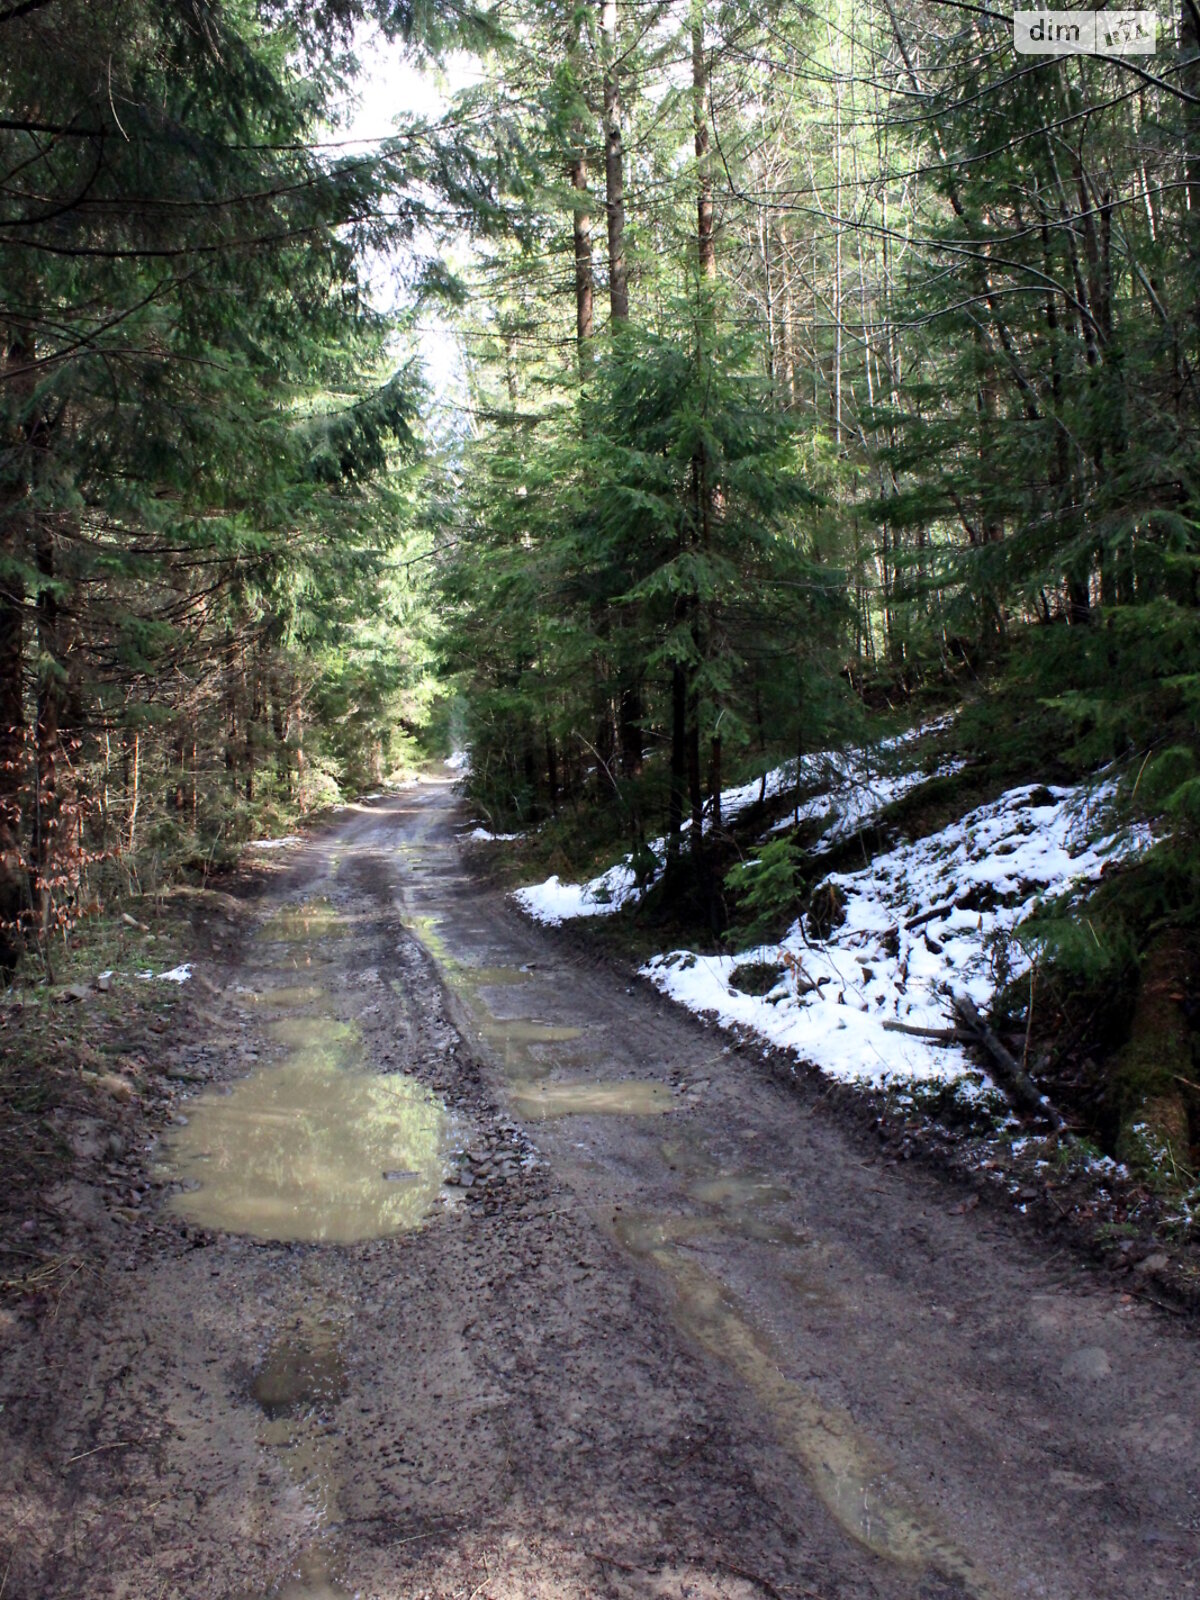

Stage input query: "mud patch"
[
  {"left": 256, "top": 1562, "right": 351, "bottom": 1600},
  {"left": 623, "top": 1227, "right": 998, "bottom": 1597},
  {"left": 252, "top": 1315, "right": 348, "bottom": 1420}
]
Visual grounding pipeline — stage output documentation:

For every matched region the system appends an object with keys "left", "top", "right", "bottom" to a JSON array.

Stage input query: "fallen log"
[
  {"left": 882, "top": 1020, "right": 967, "bottom": 1043},
  {"left": 903, "top": 901, "right": 959, "bottom": 932},
  {"left": 951, "top": 992, "right": 1064, "bottom": 1127}
]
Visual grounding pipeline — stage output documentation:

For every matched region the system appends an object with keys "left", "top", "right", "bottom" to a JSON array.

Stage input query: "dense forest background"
[
  {"left": 442, "top": 0, "right": 1200, "bottom": 842},
  {"left": 4, "top": 0, "right": 1200, "bottom": 1166},
  {"left": 0, "top": 0, "right": 464, "bottom": 971}
]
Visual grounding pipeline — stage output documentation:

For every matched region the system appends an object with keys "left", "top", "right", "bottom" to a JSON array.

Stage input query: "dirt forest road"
[{"left": 4, "top": 774, "right": 1200, "bottom": 1600}]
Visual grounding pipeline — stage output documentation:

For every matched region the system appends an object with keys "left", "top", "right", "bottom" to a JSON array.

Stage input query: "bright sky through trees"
[{"left": 345, "top": 28, "right": 473, "bottom": 408}]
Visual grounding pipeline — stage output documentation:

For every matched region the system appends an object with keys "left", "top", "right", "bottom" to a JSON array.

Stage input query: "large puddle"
[
  {"left": 259, "top": 899, "right": 350, "bottom": 944},
  {"left": 479, "top": 1018, "right": 584, "bottom": 1046},
  {"left": 166, "top": 1037, "right": 447, "bottom": 1242},
  {"left": 241, "top": 984, "right": 327, "bottom": 1010},
  {"left": 162, "top": 901, "right": 451, "bottom": 1244}
]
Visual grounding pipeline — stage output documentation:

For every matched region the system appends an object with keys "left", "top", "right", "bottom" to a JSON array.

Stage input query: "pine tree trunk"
[
  {"left": 33, "top": 524, "right": 63, "bottom": 946},
  {"left": 0, "top": 576, "right": 24, "bottom": 970},
  {"left": 545, "top": 725, "right": 559, "bottom": 813},
  {"left": 522, "top": 735, "right": 538, "bottom": 817},
  {"left": 126, "top": 730, "right": 140, "bottom": 855},
  {"left": 1114, "top": 931, "right": 1194, "bottom": 1178},
  {"left": 1183, "top": 0, "right": 1200, "bottom": 339},
  {"left": 568, "top": 11, "right": 595, "bottom": 365},
  {"left": 223, "top": 631, "right": 239, "bottom": 807},
  {"left": 600, "top": 0, "right": 629, "bottom": 325},
  {"left": 687, "top": 709, "right": 703, "bottom": 854},
  {"left": 245, "top": 660, "right": 264, "bottom": 804},
  {"left": 173, "top": 734, "right": 188, "bottom": 815},
  {"left": 571, "top": 156, "right": 594, "bottom": 366},
  {"left": 691, "top": 0, "right": 718, "bottom": 899},
  {"left": 0, "top": 330, "right": 30, "bottom": 970},
  {"left": 781, "top": 226, "right": 798, "bottom": 410},
  {"left": 692, "top": 4, "right": 715, "bottom": 282},
  {"left": 271, "top": 671, "right": 289, "bottom": 796},
  {"left": 618, "top": 681, "right": 642, "bottom": 776},
  {"left": 668, "top": 661, "right": 686, "bottom": 855}
]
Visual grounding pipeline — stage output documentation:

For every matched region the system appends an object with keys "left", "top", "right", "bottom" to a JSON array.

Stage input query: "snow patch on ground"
[
  {"left": 513, "top": 718, "right": 954, "bottom": 927},
  {"left": 767, "top": 754, "right": 965, "bottom": 846},
  {"left": 139, "top": 963, "right": 194, "bottom": 984},
  {"left": 716, "top": 762, "right": 800, "bottom": 827},
  {"left": 462, "top": 826, "right": 524, "bottom": 843},
  {"left": 513, "top": 861, "right": 645, "bottom": 926},
  {"left": 702, "top": 723, "right": 952, "bottom": 835},
  {"left": 244, "top": 835, "right": 304, "bottom": 851},
  {"left": 643, "top": 782, "right": 1147, "bottom": 1089}
]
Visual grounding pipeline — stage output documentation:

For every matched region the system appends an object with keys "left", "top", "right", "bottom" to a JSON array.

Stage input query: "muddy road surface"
[{"left": 4, "top": 775, "right": 1198, "bottom": 1600}]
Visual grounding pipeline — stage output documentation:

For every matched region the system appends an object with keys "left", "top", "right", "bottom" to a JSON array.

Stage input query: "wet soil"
[{"left": 1, "top": 776, "right": 1198, "bottom": 1599}]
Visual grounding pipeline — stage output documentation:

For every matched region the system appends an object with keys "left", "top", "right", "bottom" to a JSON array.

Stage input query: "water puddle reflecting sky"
[
  {"left": 162, "top": 901, "right": 451, "bottom": 1244},
  {"left": 509, "top": 1079, "right": 676, "bottom": 1119}
]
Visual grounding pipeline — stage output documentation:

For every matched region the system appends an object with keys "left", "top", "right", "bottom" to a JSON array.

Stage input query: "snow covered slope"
[
  {"left": 643, "top": 782, "right": 1146, "bottom": 1090},
  {"left": 510, "top": 722, "right": 1151, "bottom": 1092},
  {"left": 513, "top": 721, "right": 955, "bottom": 926}
]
